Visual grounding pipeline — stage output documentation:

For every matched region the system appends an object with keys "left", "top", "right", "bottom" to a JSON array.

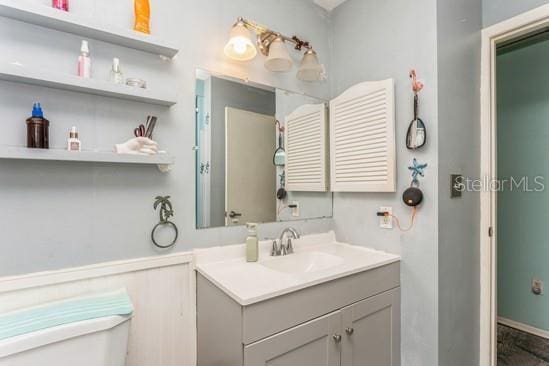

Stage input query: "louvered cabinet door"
[
  {"left": 329, "top": 79, "right": 396, "bottom": 192},
  {"left": 285, "top": 103, "right": 328, "bottom": 192}
]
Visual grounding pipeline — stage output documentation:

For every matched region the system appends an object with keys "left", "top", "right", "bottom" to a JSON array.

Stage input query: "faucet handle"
[{"left": 286, "top": 238, "right": 294, "bottom": 254}]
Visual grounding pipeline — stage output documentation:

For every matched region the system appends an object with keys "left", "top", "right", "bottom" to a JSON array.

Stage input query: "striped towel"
[{"left": 0, "top": 289, "right": 134, "bottom": 341}]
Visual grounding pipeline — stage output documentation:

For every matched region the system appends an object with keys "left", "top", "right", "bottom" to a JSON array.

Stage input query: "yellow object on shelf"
[{"left": 134, "top": 0, "right": 150, "bottom": 34}]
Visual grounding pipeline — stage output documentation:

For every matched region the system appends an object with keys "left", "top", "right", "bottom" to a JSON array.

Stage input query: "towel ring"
[
  {"left": 151, "top": 221, "right": 178, "bottom": 248},
  {"left": 151, "top": 196, "right": 178, "bottom": 249}
]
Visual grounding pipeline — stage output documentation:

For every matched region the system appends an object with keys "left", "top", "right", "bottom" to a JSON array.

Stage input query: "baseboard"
[{"left": 498, "top": 317, "right": 549, "bottom": 340}]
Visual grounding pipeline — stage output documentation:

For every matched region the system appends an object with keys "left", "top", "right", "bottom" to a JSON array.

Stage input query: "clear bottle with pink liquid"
[
  {"left": 52, "top": 0, "right": 69, "bottom": 11},
  {"left": 77, "top": 40, "right": 91, "bottom": 79}
]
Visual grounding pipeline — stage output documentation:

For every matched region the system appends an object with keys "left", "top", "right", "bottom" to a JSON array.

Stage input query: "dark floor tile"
[{"left": 498, "top": 323, "right": 549, "bottom": 366}]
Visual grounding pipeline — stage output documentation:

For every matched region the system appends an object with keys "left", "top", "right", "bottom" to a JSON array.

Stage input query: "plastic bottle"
[
  {"left": 78, "top": 40, "right": 91, "bottom": 78},
  {"left": 110, "top": 58, "right": 124, "bottom": 84},
  {"left": 246, "top": 223, "right": 259, "bottom": 262},
  {"left": 52, "top": 0, "right": 68, "bottom": 11},
  {"left": 134, "top": 0, "right": 151, "bottom": 34},
  {"left": 26, "top": 103, "right": 50, "bottom": 149}
]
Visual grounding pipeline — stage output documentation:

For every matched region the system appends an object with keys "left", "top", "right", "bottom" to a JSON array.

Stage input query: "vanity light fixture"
[
  {"left": 265, "top": 37, "right": 293, "bottom": 72},
  {"left": 297, "top": 49, "right": 324, "bottom": 82},
  {"left": 224, "top": 20, "right": 257, "bottom": 61},
  {"left": 224, "top": 17, "right": 325, "bottom": 81}
]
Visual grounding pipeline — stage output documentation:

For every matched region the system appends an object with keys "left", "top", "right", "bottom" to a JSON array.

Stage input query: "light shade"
[
  {"left": 224, "top": 22, "right": 257, "bottom": 61},
  {"left": 264, "top": 37, "right": 293, "bottom": 72},
  {"left": 297, "top": 49, "right": 324, "bottom": 82}
]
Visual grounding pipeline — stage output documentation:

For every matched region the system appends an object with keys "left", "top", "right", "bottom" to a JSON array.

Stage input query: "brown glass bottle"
[{"left": 26, "top": 103, "right": 49, "bottom": 149}]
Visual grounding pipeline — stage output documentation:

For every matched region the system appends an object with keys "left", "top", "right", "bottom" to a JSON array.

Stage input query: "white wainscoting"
[{"left": 0, "top": 252, "right": 196, "bottom": 366}]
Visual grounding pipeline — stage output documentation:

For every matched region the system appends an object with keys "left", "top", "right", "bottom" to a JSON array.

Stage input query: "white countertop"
[{"left": 194, "top": 231, "right": 400, "bottom": 306}]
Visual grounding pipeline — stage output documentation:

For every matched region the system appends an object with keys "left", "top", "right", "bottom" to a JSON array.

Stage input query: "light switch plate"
[
  {"left": 451, "top": 174, "right": 463, "bottom": 198},
  {"left": 379, "top": 207, "right": 392, "bottom": 229}
]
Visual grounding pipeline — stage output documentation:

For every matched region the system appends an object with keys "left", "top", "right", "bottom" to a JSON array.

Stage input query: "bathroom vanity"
[{"left": 195, "top": 232, "right": 401, "bottom": 366}]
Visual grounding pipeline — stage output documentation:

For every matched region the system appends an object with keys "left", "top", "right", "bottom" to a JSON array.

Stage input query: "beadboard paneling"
[{"left": 0, "top": 253, "right": 196, "bottom": 366}]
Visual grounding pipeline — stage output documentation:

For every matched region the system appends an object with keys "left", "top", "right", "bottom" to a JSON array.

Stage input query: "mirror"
[
  {"left": 195, "top": 69, "right": 333, "bottom": 229},
  {"left": 406, "top": 95, "right": 427, "bottom": 150}
]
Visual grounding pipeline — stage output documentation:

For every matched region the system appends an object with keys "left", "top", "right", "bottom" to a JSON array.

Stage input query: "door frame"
[{"left": 480, "top": 4, "right": 549, "bottom": 365}]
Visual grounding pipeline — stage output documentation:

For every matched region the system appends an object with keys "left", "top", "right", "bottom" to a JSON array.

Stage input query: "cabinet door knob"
[
  {"left": 333, "top": 334, "right": 342, "bottom": 343},
  {"left": 345, "top": 327, "right": 354, "bottom": 335}
]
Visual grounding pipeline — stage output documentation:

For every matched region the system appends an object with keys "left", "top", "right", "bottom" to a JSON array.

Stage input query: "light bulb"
[
  {"left": 232, "top": 37, "right": 248, "bottom": 54},
  {"left": 224, "top": 21, "right": 257, "bottom": 61}
]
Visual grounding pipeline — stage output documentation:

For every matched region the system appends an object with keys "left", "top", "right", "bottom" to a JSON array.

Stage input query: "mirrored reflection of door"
[{"left": 225, "top": 107, "right": 276, "bottom": 226}]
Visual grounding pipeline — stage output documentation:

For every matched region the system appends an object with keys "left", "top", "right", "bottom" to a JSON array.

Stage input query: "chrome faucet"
[{"left": 271, "top": 227, "right": 301, "bottom": 256}]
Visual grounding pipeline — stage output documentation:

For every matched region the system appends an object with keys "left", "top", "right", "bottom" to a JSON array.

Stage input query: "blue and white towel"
[{"left": 0, "top": 289, "right": 134, "bottom": 341}]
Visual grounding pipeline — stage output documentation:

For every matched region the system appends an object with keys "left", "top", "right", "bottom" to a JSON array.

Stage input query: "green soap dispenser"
[{"left": 246, "top": 223, "right": 258, "bottom": 262}]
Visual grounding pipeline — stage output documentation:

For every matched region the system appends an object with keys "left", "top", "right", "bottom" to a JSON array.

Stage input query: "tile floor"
[{"left": 498, "top": 323, "right": 549, "bottom": 366}]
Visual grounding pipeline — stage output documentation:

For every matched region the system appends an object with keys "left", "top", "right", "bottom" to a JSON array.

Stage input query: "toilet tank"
[{"left": 0, "top": 315, "right": 131, "bottom": 366}]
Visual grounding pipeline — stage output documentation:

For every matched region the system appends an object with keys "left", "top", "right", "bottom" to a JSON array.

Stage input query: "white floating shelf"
[
  {"left": 0, "top": 63, "right": 177, "bottom": 106},
  {"left": 0, "top": 0, "right": 179, "bottom": 57},
  {"left": 0, "top": 146, "right": 175, "bottom": 166}
]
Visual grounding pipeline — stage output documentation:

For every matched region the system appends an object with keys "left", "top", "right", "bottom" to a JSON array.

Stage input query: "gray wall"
[
  {"left": 0, "top": 0, "right": 334, "bottom": 276},
  {"left": 330, "top": 0, "right": 439, "bottom": 365},
  {"left": 483, "top": 0, "right": 549, "bottom": 26},
  {"left": 209, "top": 77, "right": 276, "bottom": 227},
  {"left": 437, "top": 0, "right": 482, "bottom": 365}
]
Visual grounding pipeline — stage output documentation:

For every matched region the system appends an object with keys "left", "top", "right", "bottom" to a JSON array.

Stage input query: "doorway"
[
  {"left": 481, "top": 4, "right": 549, "bottom": 366},
  {"left": 495, "top": 33, "right": 549, "bottom": 365}
]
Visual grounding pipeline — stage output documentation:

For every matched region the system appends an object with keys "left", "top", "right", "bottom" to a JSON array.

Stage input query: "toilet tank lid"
[
  {"left": 0, "top": 289, "right": 133, "bottom": 342},
  {"left": 0, "top": 314, "right": 131, "bottom": 359}
]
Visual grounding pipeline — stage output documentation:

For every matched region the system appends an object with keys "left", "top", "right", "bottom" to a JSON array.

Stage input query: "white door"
[{"left": 225, "top": 107, "right": 276, "bottom": 226}]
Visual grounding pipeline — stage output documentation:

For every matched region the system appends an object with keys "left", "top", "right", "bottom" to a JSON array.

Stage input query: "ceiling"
[{"left": 312, "top": 0, "right": 348, "bottom": 11}]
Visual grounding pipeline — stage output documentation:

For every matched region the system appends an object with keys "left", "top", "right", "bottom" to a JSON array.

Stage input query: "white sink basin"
[
  {"left": 194, "top": 232, "right": 401, "bottom": 305},
  {"left": 261, "top": 251, "right": 344, "bottom": 274}
]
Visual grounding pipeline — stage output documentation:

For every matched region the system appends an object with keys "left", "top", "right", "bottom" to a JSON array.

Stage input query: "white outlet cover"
[
  {"left": 292, "top": 201, "right": 300, "bottom": 217},
  {"left": 532, "top": 279, "right": 544, "bottom": 295},
  {"left": 379, "top": 207, "right": 392, "bottom": 229}
]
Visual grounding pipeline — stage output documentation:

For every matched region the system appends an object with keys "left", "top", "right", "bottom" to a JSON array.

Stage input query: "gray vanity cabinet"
[
  {"left": 243, "top": 289, "right": 400, "bottom": 366},
  {"left": 197, "top": 262, "right": 401, "bottom": 366},
  {"left": 341, "top": 288, "right": 400, "bottom": 366},
  {"left": 244, "top": 312, "right": 341, "bottom": 366}
]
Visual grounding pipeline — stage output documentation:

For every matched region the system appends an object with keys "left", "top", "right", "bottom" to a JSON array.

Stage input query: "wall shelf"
[
  {"left": 0, "top": 0, "right": 179, "bottom": 57},
  {"left": 0, "top": 146, "right": 175, "bottom": 167},
  {"left": 0, "top": 63, "right": 177, "bottom": 106}
]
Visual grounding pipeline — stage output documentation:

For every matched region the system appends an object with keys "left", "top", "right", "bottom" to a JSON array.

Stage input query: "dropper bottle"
[{"left": 67, "top": 126, "right": 81, "bottom": 152}]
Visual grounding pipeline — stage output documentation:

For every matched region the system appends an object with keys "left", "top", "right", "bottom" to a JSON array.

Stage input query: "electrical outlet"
[
  {"left": 379, "top": 207, "right": 393, "bottom": 229},
  {"left": 532, "top": 279, "right": 544, "bottom": 295},
  {"left": 291, "top": 201, "right": 300, "bottom": 217}
]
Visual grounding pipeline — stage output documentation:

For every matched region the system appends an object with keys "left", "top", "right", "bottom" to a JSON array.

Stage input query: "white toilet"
[{"left": 0, "top": 314, "right": 131, "bottom": 366}]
